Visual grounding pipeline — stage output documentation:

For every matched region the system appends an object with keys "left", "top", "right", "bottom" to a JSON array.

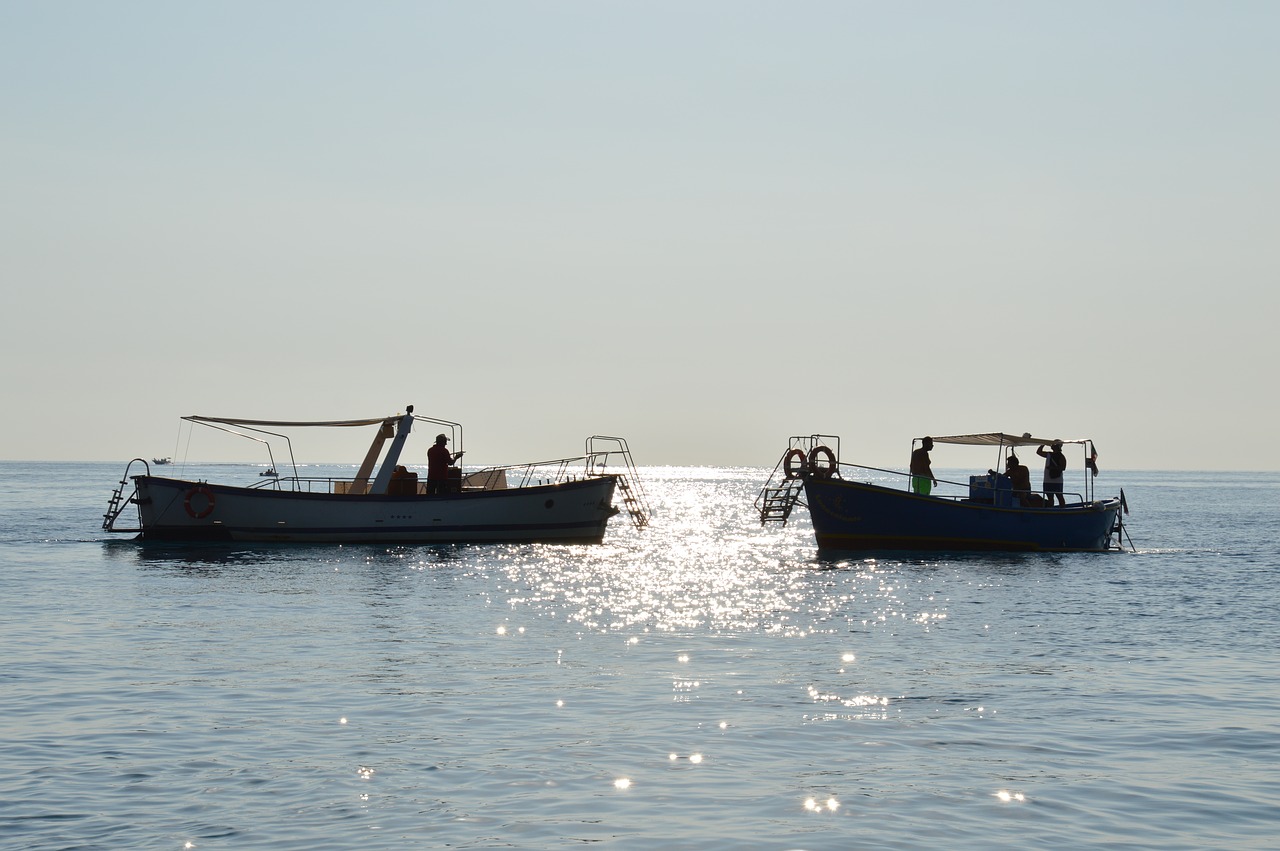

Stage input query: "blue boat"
[{"left": 757, "top": 433, "right": 1130, "bottom": 554}]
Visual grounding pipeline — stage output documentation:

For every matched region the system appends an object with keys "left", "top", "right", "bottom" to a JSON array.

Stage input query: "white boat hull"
[{"left": 132, "top": 475, "right": 620, "bottom": 544}]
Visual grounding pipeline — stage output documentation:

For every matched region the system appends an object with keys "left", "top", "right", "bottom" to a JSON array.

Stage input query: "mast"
[
  {"left": 370, "top": 405, "right": 415, "bottom": 494},
  {"left": 348, "top": 418, "right": 397, "bottom": 495}
]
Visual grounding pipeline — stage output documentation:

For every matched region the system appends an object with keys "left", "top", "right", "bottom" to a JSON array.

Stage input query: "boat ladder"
[
  {"left": 615, "top": 474, "right": 650, "bottom": 530},
  {"left": 758, "top": 478, "right": 804, "bottom": 525},
  {"left": 755, "top": 435, "right": 838, "bottom": 525},
  {"left": 586, "top": 435, "right": 651, "bottom": 530},
  {"left": 103, "top": 459, "right": 148, "bottom": 533},
  {"left": 1108, "top": 489, "right": 1134, "bottom": 551}
]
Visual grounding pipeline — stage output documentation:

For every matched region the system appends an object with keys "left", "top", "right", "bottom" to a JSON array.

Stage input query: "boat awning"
[
  {"left": 184, "top": 415, "right": 394, "bottom": 428},
  {"left": 930, "top": 433, "right": 1090, "bottom": 448}
]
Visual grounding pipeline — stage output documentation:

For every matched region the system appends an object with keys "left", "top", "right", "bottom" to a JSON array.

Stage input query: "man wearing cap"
[
  {"left": 426, "top": 433, "right": 464, "bottom": 495},
  {"left": 1036, "top": 440, "right": 1068, "bottom": 507}
]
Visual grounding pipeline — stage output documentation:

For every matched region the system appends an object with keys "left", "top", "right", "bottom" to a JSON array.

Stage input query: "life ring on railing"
[
  {"left": 808, "top": 445, "right": 837, "bottom": 478},
  {"left": 183, "top": 484, "right": 216, "bottom": 519},
  {"left": 783, "top": 449, "right": 808, "bottom": 480}
]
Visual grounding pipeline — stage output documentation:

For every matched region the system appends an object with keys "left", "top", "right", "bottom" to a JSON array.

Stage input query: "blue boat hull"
[{"left": 803, "top": 476, "right": 1122, "bottom": 553}]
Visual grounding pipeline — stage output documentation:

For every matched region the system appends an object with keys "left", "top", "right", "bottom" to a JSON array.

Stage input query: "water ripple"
[{"left": 1, "top": 465, "right": 1278, "bottom": 848}]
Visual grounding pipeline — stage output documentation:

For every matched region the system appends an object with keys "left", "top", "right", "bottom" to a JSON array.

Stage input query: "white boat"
[
  {"left": 152, "top": 457, "right": 171, "bottom": 465},
  {"left": 104, "top": 405, "right": 649, "bottom": 544}
]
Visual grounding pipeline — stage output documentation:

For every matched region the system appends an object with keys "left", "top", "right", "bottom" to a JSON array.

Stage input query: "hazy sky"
[{"left": 3, "top": 1, "right": 1277, "bottom": 470}]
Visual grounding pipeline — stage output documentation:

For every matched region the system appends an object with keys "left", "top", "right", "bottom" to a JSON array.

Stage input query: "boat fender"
[
  {"left": 783, "top": 449, "right": 808, "bottom": 480},
  {"left": 183, "top": 484, "right": 216, "bottom": 519},
  {"left": 808, "top": 445, "right": 837, "bottom": 478}
]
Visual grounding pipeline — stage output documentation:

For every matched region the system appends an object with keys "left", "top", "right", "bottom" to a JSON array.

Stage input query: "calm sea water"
[{"left": 1, "top": 462, "right": 1277, "bottom": 850}]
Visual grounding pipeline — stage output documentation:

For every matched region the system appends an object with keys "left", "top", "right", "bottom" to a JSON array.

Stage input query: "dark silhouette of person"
[
  {"left": 910, "top": 437, "right": 938, "bottom": 495},
  {"left": 1036, "top": 440, "right": 1068, "bottom": 506},
  {"left": 990, "top": 454, "right": 1033, "bottom": 506},
  {"left": 426, "top": 433, "right": 463, "bottom": 495}
]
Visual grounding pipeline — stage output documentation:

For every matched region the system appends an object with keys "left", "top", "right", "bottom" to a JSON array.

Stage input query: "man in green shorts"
[{"left": 910, "top": 436, "right": 938, "bottom": 495}]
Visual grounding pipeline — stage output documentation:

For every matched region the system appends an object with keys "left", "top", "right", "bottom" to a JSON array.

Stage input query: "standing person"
[
  {"left": 426, "top": 433, "right": 463, "bottom": 495},
  {"left": 1036, "top": 439, "right": 1068, "bottom": 506},
  {"left": 910, "top": 436, "right": 938, "bottom": 496}
]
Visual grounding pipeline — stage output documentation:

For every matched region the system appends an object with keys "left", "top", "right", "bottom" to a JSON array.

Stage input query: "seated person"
[
  {"left": 989, "top": 454, "right": 1033, "bottom": 506},
  {"left": 389, "top": 464, "right": 417, "bottom": 495}
]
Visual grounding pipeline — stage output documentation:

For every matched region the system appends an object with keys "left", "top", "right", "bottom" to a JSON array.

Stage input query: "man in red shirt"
[{"left": 426, "top": 433, "right": 463, "bottom": 495}]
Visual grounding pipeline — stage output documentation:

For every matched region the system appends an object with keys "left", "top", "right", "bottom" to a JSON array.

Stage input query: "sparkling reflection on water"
[{"left": 1, "top": 464, "right": 1278, "bottom": 849}]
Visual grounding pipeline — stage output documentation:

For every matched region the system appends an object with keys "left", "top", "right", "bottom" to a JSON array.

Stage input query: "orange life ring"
[
  {"left": 808, "top": 445, "right": 837, "bottom": 478},
  {"left": 783, "top": 448, "right": 808, "bottom": 479},
  {"left": 183, "top": 484, "right": 216, "bottom": 519}
]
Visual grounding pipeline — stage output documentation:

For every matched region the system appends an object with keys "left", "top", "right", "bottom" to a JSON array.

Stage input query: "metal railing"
[{"left": 757, "top": 434, "right": 1105, "bottom": 524}]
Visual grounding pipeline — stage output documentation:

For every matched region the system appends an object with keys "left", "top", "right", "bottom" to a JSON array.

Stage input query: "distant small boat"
[
  {"left": 104, "top": 404, "right": 650, "bottom": 545},
  {"left": 152, "top": 457, "right": 171, "bottom": 465},
  {"left": 757, "top": 431, "right": 1130, "bottom": 554}
]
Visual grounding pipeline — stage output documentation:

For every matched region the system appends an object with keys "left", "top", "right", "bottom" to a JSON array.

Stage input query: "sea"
[{"left": 1, "top": 462, "right": 1277, "bottom": 850}]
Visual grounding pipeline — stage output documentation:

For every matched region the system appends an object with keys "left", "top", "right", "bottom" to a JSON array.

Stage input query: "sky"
[{"left": 2, "top": 1, "right": 1277, "bottom": 470}]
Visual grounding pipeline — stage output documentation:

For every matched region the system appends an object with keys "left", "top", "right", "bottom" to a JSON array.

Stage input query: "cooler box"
[{"left": 969, "top": 474, "right": 1012, "bottom": 506}]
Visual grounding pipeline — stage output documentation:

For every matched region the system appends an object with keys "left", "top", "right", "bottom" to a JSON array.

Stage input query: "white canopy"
[
  {"left": 184, "top": 415, "right": 393, "bottom": 428},
  {"left": 929, "top": 433, "right": 1089, "bottom": 448}
]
